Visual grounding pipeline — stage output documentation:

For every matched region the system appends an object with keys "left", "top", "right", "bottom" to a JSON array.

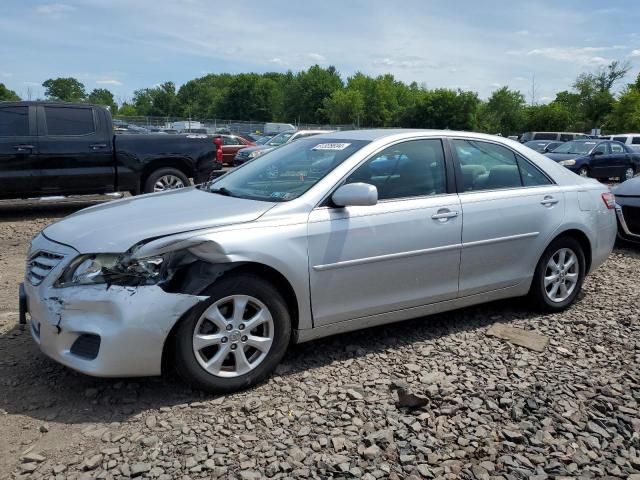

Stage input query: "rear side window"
[
  {"left": 0, "top": 106, "right": 29, "bottom": 136},
  {"left": 559, "top": 133, "right": 573, "bottom": 141},
  {"left": 44, "top": 106, "right": 95, "bottom": 136},
  {"left": 453, "top": 139, "right": 521, "bottom": 191},
  {"left": 632, "top": 137, "right": 640, "bottom": 145},
  {"left": 611, "top": 142, "right": 625, "bottom": 153},
  {"left": 534, "top": 133, "right": 558, "bottom": 140},
  {"left": 613, "top": 136, "right": 627, "bottom": 143}
]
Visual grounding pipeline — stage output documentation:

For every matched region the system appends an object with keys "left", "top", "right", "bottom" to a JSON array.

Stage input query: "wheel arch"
[
  {"left": 160, "top": 260, "right": 300, "bottom": 374},
  {"left": 548, "top": 228, "right": 592, "bottom": 273},
  {"left": 140, "top": 157, "right": 195, "bottom": 191}
]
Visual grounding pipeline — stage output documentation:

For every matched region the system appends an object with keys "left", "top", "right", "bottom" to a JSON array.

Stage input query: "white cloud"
[
  {"left": 515, "top": 30, "right": 530, "bottom": 35},
  {"left": 490, "top": 83, "right": 502, "bottom": 88},
  {"left": 514, "top": 46, "right": 625, "bottom": 66},
  {"left": 306, "top": 52, "right": 326, "bottom": 63},
  {"left": 1, "top": 72, "right": 13, "bottom": 78},
  {"left": 629, "top": 49, "right": 640, "bottom": 58},
  {"left": 96, "top": 79, "right": 123, "bottom": 86},
  {"left": 35, "top": 3, "right": 75, "bottom": 17},
  {"left": 372, "top": 57, "right": 428, "bottom": 69},
  {"left": 269, "top": 57, "right": 287, "bottom": 66}
]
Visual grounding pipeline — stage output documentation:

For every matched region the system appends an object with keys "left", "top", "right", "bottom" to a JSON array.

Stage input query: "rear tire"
[
  {"left": 528, "top": 237, "right": 586, "bottom": 312},
  {"left": 143, "top": 168, "right": 189, "bottom": 194},
  {"left": 624, "top": 167, "right": 635, "bottom": 181},
  {"left": 174, "top": 274, "right": 291, "bottom": 393}
]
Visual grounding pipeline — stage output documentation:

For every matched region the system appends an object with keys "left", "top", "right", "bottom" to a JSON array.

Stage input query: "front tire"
[
  {"left": 174, "top": 274, "right": 291, "bottom": 393},
  {"left": 528, "top": 237, "right": 586, "bottom": 312},
  {"left": 577, "top": 166, "right": 589, "bottom": 177}
]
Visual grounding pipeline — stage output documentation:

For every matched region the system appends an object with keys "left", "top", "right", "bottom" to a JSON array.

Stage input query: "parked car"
[
  {"left": 520, "top": 132, "right": 590, "bottom": 143},
  {"left": 524, "top": 140, "right": 564, "bottom": 153},
  {"left": 233, "top": 129, "right": 333, "bottom": 166},
  {"left": 21, "top": 129, "right": 616, "bottom": 392},
  {"left": 0, "top": 101, "right": 222, "bottom": 199},
  {"left": 545, "top": 139, "right": 640, "bottom": 181},
  {"left": 264, "top": 122, "right": 296, "bottom": 134},
  {"left": 612, "top": 177, "right": 640, "bottom": 244},
  {"left": 608, "top": 133, "right": 640, "bottom": 152},
  {"left": 213, "top": 134, "right": 255, "bottom": 165}
]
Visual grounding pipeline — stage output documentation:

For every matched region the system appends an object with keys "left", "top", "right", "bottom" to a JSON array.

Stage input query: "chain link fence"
[{"left": 112, "top": 116, "right": 356, "bottom": 136}]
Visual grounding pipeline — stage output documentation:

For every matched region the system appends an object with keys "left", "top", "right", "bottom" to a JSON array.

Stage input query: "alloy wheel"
[
  {"left": 154, "top": 175, "right": 186, "bottom": 192},
  {"left": 625, "top": 167, "right": 635, "bottom": 180},
  {"left": 544, "top": 248, "right": 579, "bottom": 303},
  {"left": 192, "top": 295, "right": 274, "bottom": 378}
]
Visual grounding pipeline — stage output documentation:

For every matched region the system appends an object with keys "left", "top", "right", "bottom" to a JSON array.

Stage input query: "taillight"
[{"left": 601, "top": 192, "right": 615, "bottom": 209}]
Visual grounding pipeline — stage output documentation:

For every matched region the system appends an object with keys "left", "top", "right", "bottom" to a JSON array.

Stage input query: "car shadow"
[
  {"left": 0, "top": 196, "right": 119, "bottom": 221},
  {"left": 0, "top": 296, "right": 549, "bottom": 426}
]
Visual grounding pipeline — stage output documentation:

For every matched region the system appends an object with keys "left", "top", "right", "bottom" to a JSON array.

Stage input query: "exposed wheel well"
[
  {"left": 160, "top": 261, "right": 299, "bottom": 374},
  {"left": 551, "top": 229, "right": 592, "bottom": 273},
  {"left": 140, "top": 159, "right": 194, "bottom": 191}
]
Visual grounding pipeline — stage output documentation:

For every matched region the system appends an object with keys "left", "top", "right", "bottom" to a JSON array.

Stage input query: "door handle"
[
  {"left": 431, "top": 210, "right": 459, "bottom": 221},
  {"left": 540, "top": 195, "right": 559, "bottom": 206},
  {"left": 14, "top": 145, "right": 34, "bottom": 152},
  {"left": 90, "top": 143, "right": 107, "bottom": 150}
]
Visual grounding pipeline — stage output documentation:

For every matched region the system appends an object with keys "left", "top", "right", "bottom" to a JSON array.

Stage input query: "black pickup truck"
[{"left": 0, "top": 101, "right": 222, "bottom": 199}]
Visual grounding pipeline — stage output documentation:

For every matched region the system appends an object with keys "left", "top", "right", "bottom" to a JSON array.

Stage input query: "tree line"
[{"left": 1, "top": 61, "right": 639, "bottom": 135}]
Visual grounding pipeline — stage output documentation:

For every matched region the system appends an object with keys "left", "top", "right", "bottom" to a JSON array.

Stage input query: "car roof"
[{"left": 310, "top": 128, "right": 526, "bottom": 142}]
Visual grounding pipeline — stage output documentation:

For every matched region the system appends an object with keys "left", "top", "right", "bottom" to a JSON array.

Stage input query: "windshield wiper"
[{"left": 209, "top": 187, "right": 235, "bottom": 197}]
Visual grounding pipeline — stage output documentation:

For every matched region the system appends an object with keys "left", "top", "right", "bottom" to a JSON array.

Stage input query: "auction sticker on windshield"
[{"left": 312, "top": 143, "right": 351, "bottom": 151}]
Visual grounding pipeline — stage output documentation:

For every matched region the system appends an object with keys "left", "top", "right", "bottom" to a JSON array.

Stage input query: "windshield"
[
  {"left": 524, "top": 141, "right": 547, "bottom": 152},
  {"left": 551, "top": 141, "right": 596, "bottom": 154},
  {"left": 200, "top": 138, "right": 370, "bottom": 202},
  {"left": 266, "top": 131, "right": 295, "bottom": 146}
]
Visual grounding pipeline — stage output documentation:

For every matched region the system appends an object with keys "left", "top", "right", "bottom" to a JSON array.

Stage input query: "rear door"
[
  {"left": 221, "top": 136, "right": 245, "bottom": 163},
  {"left": 609, "top": 141, "right": 630, "bottom": 178},
  {"left": 451, "top": 137, "right": 565, "bottom": 296},
  {"left": 37, "top": 104, "right": 114, "bottom": 195},
  {"left": 0, "top": 104, "right": 40, "bottom": 198},
  {"left": 589, "top": 142, "right": 614, "bottom": 178}
]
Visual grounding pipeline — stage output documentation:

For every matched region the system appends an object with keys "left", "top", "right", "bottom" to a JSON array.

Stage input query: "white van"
[
  {"left": 520, "top": 131, "right": 590, "bottom": 143},
  {"left": 608, "top": 133, "right": 640, "bottom": 151}
]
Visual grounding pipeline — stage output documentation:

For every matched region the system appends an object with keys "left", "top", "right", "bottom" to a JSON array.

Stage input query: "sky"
[{"left": 1, "top": 0, "right": 639, "bottom": 104}]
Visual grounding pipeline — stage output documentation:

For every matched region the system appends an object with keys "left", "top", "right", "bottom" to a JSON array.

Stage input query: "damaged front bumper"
[{"left": 24, "top": 234, "right": 205, "bottom": 377}]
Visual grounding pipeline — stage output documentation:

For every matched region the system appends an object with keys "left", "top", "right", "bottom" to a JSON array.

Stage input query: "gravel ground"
[{"left": 0, "top": 198, "right": 639, "bottom": 480}]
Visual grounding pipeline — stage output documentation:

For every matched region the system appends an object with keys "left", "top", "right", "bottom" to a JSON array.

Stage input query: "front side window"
[
  {"left": 202, "top": 138, "right": 370, "bottom": 202},
  {"left": 453, "top": 139, "right": 522, "bottom": 191},
  {"left": 222, "top": 136, "right": 241, "bottom": 146},
  {"left": 534, "top": 132, "right": 558, "bottom": 140},
  {"left": 344, "top": 139, "right": 447, "bottom": 200},
  {"left": 593, "top": 142, "right": 609, "bottom": 155},
  {"left": 44, "top": 107, "right": 95, "bottom": 136},
  {"left": 266, "top": 131, "right": 295, "bottom": 146},
  {"left": 632, "top": 137, "right": 640, "bottom": 145},
  {"left": 559, "top": 133, "right": 573, "bottom": 141},
  {"left": 613, "top": 136, "right": 628, "bottom": 143},
  {"left": 0, "top": 106, "right": 29, "bottom": 136},
  {"left": 552, "top": 141, "right": 596, "bottom": 155}
]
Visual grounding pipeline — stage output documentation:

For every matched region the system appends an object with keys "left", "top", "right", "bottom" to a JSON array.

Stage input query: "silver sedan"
[{"left": 22, "top": 130, "right": 617, "bottom": 392}]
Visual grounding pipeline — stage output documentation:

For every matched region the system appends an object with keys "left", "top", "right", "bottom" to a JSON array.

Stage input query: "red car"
[{"left": 215, "top": 135, "right": 255, "bottom": 165}]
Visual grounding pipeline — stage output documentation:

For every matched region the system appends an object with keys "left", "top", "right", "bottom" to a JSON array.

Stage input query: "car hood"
[
  {"left": 545, "top": 153, "right": 584, "bottom": 162},
  {"left": 43, "top": 187, "right": 275, "bottom": 253},
  {"left": 239, "top": 145, "right": 276, "bottom": 154},
  {"left": 612, "top": 176, "right": 640, "bottom": 196}
]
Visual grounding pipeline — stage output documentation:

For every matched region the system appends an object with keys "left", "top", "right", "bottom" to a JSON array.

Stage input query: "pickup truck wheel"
[
  {"left": 143, "top": 168, "right": 189, "bottom": 194},
  {"left": 174, "top": 274, "right": 291, "bottom": 393}
]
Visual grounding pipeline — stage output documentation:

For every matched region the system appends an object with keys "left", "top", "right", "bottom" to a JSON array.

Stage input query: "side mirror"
[{"left": 332, "top": 183, "right": 378, "bottom": 207}]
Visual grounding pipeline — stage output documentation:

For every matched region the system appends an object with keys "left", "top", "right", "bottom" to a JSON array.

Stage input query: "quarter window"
[
  {"left": 344, "top": 139, "right": 447, "bottom": 200},
  {"left": 0, "top": 106, "right": 29, "bottom": 136},
  {"left": 44, "top": 107, "right": 95, "bottom": 136},
  {"left": 518, "top": 156, "right": 551, "bottom": 187}
]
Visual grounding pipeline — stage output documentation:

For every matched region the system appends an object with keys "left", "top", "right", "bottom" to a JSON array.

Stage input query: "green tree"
[
  {"left": 0, "top": 83, "right": 20, "bottom": 101},
  {"left": 524, "top": 103, "right": 572, "bottom": 132},
  {"left": 117, "top": 102, "right": 137, "bottom": 116},
  {"left": 87, "top": 88, "right": 117, "bottom": 112},
  {"left": 606, "top": 86, "right": 640, "bottom": 132},
  {"left": 402, "top": 88, "right": 479, "bottom": 130},
  {"left": 42, "top": 77, "right": 86, "bottom": 102},
  {"left": 284, "top": 65, "right": 343, "bottom": 123},
  {"left": 133, "top": 82, "right": 179, "bottom": 117},
  {"left": 322, "top": 89, "right": 365, "bottom": 124},
  {"left": 479, "top": 87, "right": 526, "bottom": 135}
]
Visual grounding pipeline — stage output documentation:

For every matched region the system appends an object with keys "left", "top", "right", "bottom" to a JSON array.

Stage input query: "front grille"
[
  {"left": 235, "top": 151, "right": 249, "bottom": 159},
  {"left": 622, "top": 206, "right": 640, "bottom": 235},
  {"left": 27, "top": 251, "right": 64, "bottom": 286},
  {"left": 70, "top": 334, "right": 101, "bottom": 360}
]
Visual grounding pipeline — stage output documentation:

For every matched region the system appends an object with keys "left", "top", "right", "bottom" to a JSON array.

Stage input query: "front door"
[
  {"left": 37, "top": 104, "right": 114, "bottom": 195},
  {"left": 450, "top": 138, "right": 566, "bottom": 296},
  {"left": 308, "top": 138, "right": 462, "bottom": 326},
  {"left": 0, "top": 104, "right": 40, "bottom": 199}
]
